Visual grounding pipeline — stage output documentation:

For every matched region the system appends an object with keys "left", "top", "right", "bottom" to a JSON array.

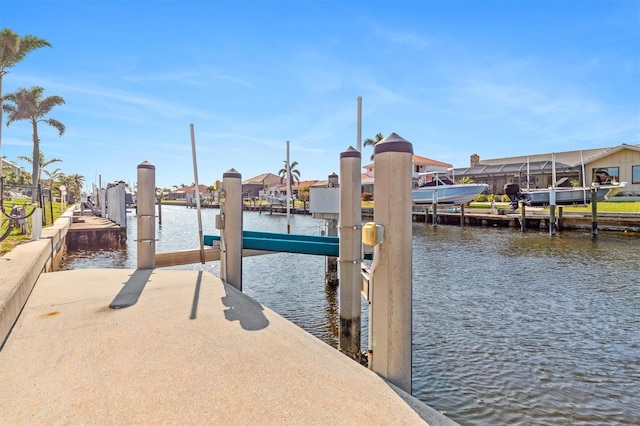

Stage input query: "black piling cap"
[
  {"left": 374, "top": 133, "right": 414, "bottom": 155},
  {"left": 223, "top": 168, "right": 241, "bottom": 179},
  {"left": 341, "top": 146, "right": 361, "bottom": 159}
]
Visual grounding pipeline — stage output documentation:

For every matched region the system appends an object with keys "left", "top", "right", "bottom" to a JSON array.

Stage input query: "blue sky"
[{"left": 2, "top": 0, "right": 639, "bottom": 190}]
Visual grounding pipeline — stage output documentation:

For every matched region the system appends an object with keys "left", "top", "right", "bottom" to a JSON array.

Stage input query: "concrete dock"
[{"left": 0, "top": 267, "right": 456, "bottom": 425}]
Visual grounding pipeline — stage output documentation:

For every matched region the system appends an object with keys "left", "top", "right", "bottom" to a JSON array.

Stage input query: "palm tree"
[
  {"left": 17, "top": 151, "right": 62, "bottom": 184},
  {"left": 3, "top": 86, "right": 65, "bottom": 198},
  {"left": 0, "top": 29, "right": 51, "bottom": 169},
  {"left": 42, "top": 167, "right": 62, "bottom": 194},
  {"left": 278, "top": 160, "right": 301, "bottom": 205},
  {"left": 67, "top": 173, "right": 85, "bottom": 201},
  {"left": 363, "top": 132, "right": 384, "bottom": 161}
]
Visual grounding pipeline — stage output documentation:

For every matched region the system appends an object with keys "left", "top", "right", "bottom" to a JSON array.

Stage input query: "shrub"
[
  {"left": 474, "top": 194, "right": 487, "bottom": 202},
  {"left": 501, "top": 194, "right": 511, "bottom": 202},
  {"left": 487, "top": 194, "right": 498, "bottom": 202}
]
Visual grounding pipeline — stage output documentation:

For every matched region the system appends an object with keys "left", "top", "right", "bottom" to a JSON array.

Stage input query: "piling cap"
[
  {"left": 374, "top": 133, "right": 414, "bottom": 155},
  {"left": 340, "top": 146, "right": 361, "bottom": 159},
  {"left": 223, "top": 168, "right": 241, "bottom": 179},
  {"left": 137, "top": 161, "right": 155, "bottom": 170}
]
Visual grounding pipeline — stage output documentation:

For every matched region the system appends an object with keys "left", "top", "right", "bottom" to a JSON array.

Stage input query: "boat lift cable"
[{"left": 0, "top": 218, "right": 13, "bottom": 242}]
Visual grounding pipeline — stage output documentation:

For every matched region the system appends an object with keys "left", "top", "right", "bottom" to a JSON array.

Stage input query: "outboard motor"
[{"left": 503, "top": 183, "right": 520, "bottom": 210}]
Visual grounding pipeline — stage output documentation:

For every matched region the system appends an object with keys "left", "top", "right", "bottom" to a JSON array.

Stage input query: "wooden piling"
[{"left": 591, "top": 187, "right": 598, "bottom": 238}]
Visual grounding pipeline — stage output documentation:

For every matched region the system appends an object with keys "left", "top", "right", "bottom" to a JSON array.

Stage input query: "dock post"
[
  {"left": 339, "top": 148, "right": 362, "bottom": 360},
  {"left": 591, "top": 187, "right": 598, "bottom": 239},
  {"left": 137, "top": 161, "right": 156, "bottom": 269},
  {"left": 325, "top": 172, "right": 340, "bottom": 289},
  {"left": 157, "top": 190, "right": 162, "bottom": 225},
  {"left": 460, "top": 204, "right": 465, "bottom": 227},
  {"left": 222, "top": 169, "right": 243, "bottom": 291},
  {"left": 558, "top": 206, "right": 563, "bottom": 231},
  {"left": 549, "top": 187, "right": 557, "bottom": 236},
  {"left": 431, "top": 191, "right": 438, "bottom": 227},
  {"left": 520, "top": 201, "right": 526, "bottom": 232},
  {"left": 31, "top": 208, "right": 42, "bottom": 241},
  {"left": 371, "top": 133, "right": 413, "bottom": 393}
]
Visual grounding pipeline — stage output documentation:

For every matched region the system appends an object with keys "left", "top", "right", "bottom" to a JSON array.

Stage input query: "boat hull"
[
  {"left": 521, "top": 184, "right": 625, "bottom": 206},
  {"left": 413, "top": 184, "right": 488, "bottom": 205}
]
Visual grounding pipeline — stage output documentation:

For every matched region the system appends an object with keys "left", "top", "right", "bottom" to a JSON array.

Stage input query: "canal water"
[{"left": 62, "top": 205, "right": 640, "bottom": 425}]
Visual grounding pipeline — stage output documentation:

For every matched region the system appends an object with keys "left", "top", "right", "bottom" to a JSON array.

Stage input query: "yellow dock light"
[{"left": 363, "top": 222, "right": 384, "bottom": 247}]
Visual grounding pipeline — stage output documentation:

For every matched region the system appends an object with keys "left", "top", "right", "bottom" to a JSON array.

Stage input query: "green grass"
[
  {"left": 1, "top": 200, "right": 63, "bottom": 255},
  {"left": 469, "top": 201, "right": 640, "bottom": 213}
]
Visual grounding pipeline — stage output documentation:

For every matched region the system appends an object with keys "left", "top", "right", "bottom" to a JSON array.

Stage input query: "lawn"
[
  {"left": 1, "top": 199, "right": 63, "bottom": 255},
  {"left": 469, "top": 200, "right": 640, "bottom": 214}
]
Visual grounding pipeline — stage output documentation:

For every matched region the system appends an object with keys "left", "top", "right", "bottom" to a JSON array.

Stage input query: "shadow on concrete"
[
  {"left": 190, "top": 271, "right": 203, "bottom": 319},
  {"left": 221, "top": 284, "right": 269, "bottom": 331},
  {"left": 109, "top": 269, "right": 153, "bottom": 309}
]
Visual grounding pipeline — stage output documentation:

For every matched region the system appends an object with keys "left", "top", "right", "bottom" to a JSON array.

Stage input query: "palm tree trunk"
[
  {"left": 0, "top": 74, "right": 4, "bottom": 180},
  {"left": 31, "top": 120, "right": 40, "bottom": 201}
]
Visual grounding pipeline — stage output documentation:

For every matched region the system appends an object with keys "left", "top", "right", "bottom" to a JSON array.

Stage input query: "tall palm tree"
[
  {"left": 3, "top": 86, "right": 65, "bottom": 198},
  {"left": 278, "top": 160, "right": 301, "bottom": 204},
  {"left": 363, "top": 132, "right": 384, "bottom": 161},
  {"left": 0, "top": 29, "right": 51, "bottom": 170},
  {"left": 17, "top": 151, "right": 62, "bottom": 184}
]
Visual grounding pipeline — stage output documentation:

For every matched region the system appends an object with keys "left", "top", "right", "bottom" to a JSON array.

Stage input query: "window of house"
[
  {"left": 633, "top": 165, "right": 640, "bottom": 184},
  {"left": 592, "top": 167, "right": 619, "bottom": 184}
]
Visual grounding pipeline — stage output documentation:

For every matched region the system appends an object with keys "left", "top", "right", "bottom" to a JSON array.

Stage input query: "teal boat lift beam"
[{"left": 204, "top": 230, "right": 339, "bottom": 257}]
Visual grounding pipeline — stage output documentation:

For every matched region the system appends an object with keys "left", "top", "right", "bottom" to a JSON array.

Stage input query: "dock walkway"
[{"left": 0, "top": 268, "right": 456, "bottom": 425}]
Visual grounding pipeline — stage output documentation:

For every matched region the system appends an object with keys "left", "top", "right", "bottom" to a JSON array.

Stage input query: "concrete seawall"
[
  {"left": 0, "top": 207, "right": 74, "bottom": 347},
  {"left": 0, "top": 208, "right": 459, "bottom": 425}
]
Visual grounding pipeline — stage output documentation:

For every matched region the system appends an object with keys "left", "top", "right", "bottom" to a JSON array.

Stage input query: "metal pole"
[
  {"left": 370, "top": 132, "right": 413, "bottom": 393},
  {"left": 357, "top": 96, "right": 362, "bottom": 152},
  {"left": 339, "top": 147, "right": 362, "bottom": 360},
  {"left": 286, "top": 140, "right": 291, "bottom": 234},
  {"left": 190, "top": 124, "right": 205, "bottom": 264},
  {"left": 136, "top": 161, "right": 156, "bottom": 269}
]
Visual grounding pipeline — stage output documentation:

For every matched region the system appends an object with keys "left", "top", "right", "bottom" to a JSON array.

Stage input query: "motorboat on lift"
[
  {"left": 520, "top": 181, "right": 625, "bottom": 207},
  {"left": 413, "top": 172, "right": 488, "bottom": 205}
]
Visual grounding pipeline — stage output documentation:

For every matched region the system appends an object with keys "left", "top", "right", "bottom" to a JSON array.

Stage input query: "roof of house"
[
  {"left": 363, "top": 154, "right": 452, "bottom": 169},
  {"left": 473, "top": 143, "right": 640, "bottom": 168},
  {"left": 455, "top": 143, "right": 640, "bottom": 177},
  {"left": 293, "top": 180, "right": 320, "bottom": 189},
  {"left": 242, "top": 173, "right": 282, "bottom": 186}
]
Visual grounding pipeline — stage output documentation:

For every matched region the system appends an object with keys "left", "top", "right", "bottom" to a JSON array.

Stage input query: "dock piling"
[
  {"left": 221, "top": 169, "right": 243, "bottom": 291},
  {"left": 338, "top": 148, "right": 362, "bottom": 360},
  {"left": 591, "top": 187, "right": 598, "bottom": 238},
  {"left": 370, "top": 133, "right": 413, "bottom": 393},
  {"left": 137, "top": 161, "right": 156, "bottom": 269}
]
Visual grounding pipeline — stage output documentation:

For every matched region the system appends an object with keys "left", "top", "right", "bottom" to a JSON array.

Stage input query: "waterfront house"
[
  {"left": 242, "top": 173, "right": 282, "bottom": 198},
  {"left": 455, "top": 143, "right": 640, "bottom": 196},
  {"left": 362, "top": 154, "right": 453, "bottom": 194}
]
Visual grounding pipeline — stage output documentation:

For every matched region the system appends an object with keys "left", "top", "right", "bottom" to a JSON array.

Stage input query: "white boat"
[
  {"left": 519, "top": 181, "right": 626, "bottom": 206},
  {"left": 413, "top": 173, "right": 488, "bottom": 205}
]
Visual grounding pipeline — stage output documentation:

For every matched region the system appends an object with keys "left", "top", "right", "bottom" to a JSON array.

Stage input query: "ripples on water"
[{"left": 62, "top": 206, "right": 640, "bottom": 425}]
